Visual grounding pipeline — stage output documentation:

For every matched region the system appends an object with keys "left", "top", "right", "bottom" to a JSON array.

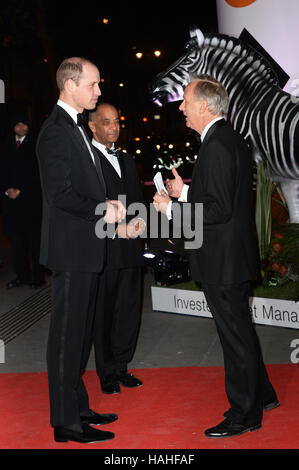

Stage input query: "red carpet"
[{"left": 0, "top": 364, "right": 298, "bottom": 450}]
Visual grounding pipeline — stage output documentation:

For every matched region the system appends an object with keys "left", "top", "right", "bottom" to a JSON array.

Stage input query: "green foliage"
[{"left": 255, "top": 160, "right": 273, "bottom": 261}]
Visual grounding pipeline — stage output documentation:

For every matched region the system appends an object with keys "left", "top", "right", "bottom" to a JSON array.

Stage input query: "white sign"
[
  {"left": 151, "top": 286, "right": 299, "bottom": 329},
  {"left": 216, "top": 0, "right": 299, "bottom": 94}
]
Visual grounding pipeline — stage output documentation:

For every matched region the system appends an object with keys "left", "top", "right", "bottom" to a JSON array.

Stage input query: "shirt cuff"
[
  {"left": 166, "top": 201, "right": 173, "bottom": 220},
  {"left": 178, "top": 184, "right": 189, "bottom": 202}
]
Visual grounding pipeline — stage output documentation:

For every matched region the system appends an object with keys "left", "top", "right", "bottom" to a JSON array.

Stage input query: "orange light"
[
  {"left": 142, "top": 117, "right": 148, "bottom": 122},
  {"left": 120, "top": 116, "right": 125, "bottom": 121}
]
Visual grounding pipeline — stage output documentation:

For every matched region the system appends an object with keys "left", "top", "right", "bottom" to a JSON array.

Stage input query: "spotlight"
[{"left": 143, "top": 252, "right": 156, "bottom": 260}]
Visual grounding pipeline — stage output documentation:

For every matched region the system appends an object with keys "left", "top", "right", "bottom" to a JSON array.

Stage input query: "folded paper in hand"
[{"left": 153, "top": 172, "right": 168, "bottom": 195}]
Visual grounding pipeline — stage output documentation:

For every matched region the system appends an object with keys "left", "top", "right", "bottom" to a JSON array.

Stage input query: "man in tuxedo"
[
  {"left": 0, "top": 113, "right": 45, "bottom": 289},
  {"left": 153, "top": 76, "right": 278, "bottom": 438},
  {"left": 36, "top": 57, "right": 126, "bottom": 444},
  {"left": 88, "top": 103, "right": 145, "bottom": 394}
]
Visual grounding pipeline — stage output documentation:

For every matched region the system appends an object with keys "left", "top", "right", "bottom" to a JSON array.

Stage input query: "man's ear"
[
  {"left": 88, "top": 120, "right": 96, "bottom": 133},
  {"left": 198, "top": 99, "right": 208, "bottom": 114},
  {"left": 64, "top": 78, "right": 77, "bottom": 94}
]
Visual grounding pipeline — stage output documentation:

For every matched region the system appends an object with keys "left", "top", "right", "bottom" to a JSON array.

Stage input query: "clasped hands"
[
  {"left": 104, "top": 200, "right": 146, "bottom": 239},
  {"left": 116, "top": 217, "right": 146, "bottom": 239},
  {"left": 153, "top": 167, "right": 184, "bottom": 213}
]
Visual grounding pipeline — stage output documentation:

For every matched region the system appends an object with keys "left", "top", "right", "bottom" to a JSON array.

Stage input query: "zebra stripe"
[{"left": 151, "top": 31, "right": 299, "bottom": 180}]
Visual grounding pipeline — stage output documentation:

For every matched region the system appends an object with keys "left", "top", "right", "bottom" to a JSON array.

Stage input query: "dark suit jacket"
[
  {"left": 36, "top": 104, "right": 107, "bottom": 272},
  {"left": 0, "top": 134, "right": 42, "bottom": 235},
  {"left": 174, "top": 119, "right": 258, "bottom": 284},
  {"left": 94, "top": 146, "right": 145, "bottom": 269}
]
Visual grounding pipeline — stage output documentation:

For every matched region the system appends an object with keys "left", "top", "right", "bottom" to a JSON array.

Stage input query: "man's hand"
[
  {"left": 153, "top": 190, "right": 171, "bottom": 214},
  {"left": 165, "top": 167, "right": 184, "bottom": 198},
  {"left": 6, "top": 188, "right": 21, "bottom": 199},
  {"left": 115, "top": 222, "right": 129, "bottom": 239},
  {"left": 127, "top": 217, "right": 146, "bottom": 238},
  {"left": 104, "top": 200, "right": 126, "bottom": 223},
  {"left": 116, "top": 218, "right": 146, "bottom": 239}
]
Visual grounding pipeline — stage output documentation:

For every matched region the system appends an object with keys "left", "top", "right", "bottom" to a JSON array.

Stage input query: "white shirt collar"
[
  {"left": 92, "top": 138, "right": 121, "bottom": 177},
  {"left": 201, "top": 116, "right": 224, "bottom": 142},
  {"left": 92, "top": 138, "right": 115, "bottom": 155},
  {"left": 57, "top": 99, "right": 80, "bottom": 123},
  {"left": 15, "top": 135, "right": 26, "bottom": 143}
]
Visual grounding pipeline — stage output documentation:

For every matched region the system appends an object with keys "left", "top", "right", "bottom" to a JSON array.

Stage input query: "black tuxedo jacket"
[
  {"left": 94, "top": 146, "right": 145, "bottom": 269},
  {"left": 174, "top": 119, "right": 258, "bottom": 284},
  {"left": 36, "top": 105, "right": 107, "bottom": 272},
  {"left": 0, "top": 133, "right": 42, "bottom": 235}
]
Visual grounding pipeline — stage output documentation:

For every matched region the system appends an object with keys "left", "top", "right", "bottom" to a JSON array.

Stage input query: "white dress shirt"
[
  {"left": 15, "top": 135, "right": 26, "bottom": 145},
  {"left": 57, "top": 99, "right": 95, "bottom": 165},
  {"left": 92, "top": 139, "right": 122, "bottom": 178},
  {"left": 166, "top": 117, "right": 224, "bottom": 219}
]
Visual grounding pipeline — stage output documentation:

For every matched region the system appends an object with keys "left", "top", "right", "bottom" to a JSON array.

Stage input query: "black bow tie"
[
  {"left": 77, "top": 112, "right": 86, "bottom": 127},
  {"left": 106, "top": 147, "right": 122, "bottom": 157}
]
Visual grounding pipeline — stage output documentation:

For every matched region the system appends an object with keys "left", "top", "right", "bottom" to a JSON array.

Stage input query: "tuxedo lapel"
[
  {"left": 190, "top": 119, "right": 229, "bottom": 195},
  {"left": 117, "top": 152, "right": 125, "bottom": 180},
  {"left": 199, "top": 119, "right": 227, "bottom": 154},
  {"left": 55, "top": 105, "right": 106, "bottom": 194},
  {"left": 93, "top": 146, "right": 124, "bottom": 180},
  {"left": 193, "top": 119, "right": 228, "bottom": 170}
]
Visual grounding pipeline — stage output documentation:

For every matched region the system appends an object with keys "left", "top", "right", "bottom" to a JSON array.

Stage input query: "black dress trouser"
[
  {"left": 94, "top": 267, "right": 143, "bottom": 378},
  {"left": 202, "top": 281, "right": 277, "bottom": 426},
  {"left": 11, "top": 225, "right": 44, "bottom": 283},
  {"left": 47, "top": 270, "right": 99, "bottom": 429}
]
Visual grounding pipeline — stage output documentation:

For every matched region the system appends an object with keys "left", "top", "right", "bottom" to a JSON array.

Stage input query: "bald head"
[{"left": 88, "top": 103, "right": 120, "bottom": 148}]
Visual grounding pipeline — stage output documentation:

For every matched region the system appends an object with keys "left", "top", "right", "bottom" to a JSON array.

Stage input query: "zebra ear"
[{"left": 190, "top": 26, "right": 205, "bottom": 47}]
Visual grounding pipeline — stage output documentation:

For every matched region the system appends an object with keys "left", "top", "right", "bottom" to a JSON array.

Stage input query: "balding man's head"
[{"left": 88, "top": 103, "right": 120, "bottom": 148}]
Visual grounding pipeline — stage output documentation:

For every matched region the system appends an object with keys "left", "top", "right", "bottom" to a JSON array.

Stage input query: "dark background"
[{"left": 0, "top": 0, "right": 218, "bottom": 181}]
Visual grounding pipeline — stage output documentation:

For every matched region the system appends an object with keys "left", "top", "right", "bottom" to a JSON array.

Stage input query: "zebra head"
[{"left": 150, "top": 26, "right": 205, "bottom": 107}]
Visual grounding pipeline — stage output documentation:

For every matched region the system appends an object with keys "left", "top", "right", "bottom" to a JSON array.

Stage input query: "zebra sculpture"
[{"left": 150, "top": 26, "right": 299, "bottom": 223}]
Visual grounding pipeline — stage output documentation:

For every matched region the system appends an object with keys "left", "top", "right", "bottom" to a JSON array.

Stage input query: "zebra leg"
[{"left": 272, "top": 176, "right": 299, "bottom": 223}]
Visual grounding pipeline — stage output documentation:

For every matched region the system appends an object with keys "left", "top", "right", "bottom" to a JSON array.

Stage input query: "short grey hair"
[{"left": 192, "top": 75, "right": 229, "bottom": 116}]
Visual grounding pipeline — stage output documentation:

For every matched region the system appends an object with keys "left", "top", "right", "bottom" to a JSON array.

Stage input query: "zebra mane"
[{"left": 197, "top": 32, "right": 280, "bottom": 88}]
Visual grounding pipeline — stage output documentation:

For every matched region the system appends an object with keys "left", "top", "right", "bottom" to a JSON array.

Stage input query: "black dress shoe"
[
  {"left": 54, "top": 423, "right": 114, "bottom": 443},
  {"left": 263, "top": 397, "right": 280, "bottom": 411},
  {"left": 204, "top": 418, "right": 261, "bottom": 439},
  {"left": 100, "top": 375, "right": 121, "bottom": 394},
  {"left": 80, "top": 410, "right": 118, "bottom": 426},
  {"left": 118, "top": 372, "right": 143, "bottom": 388}
]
